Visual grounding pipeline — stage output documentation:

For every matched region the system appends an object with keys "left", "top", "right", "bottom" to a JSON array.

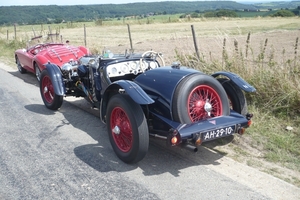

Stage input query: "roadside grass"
[
  {"left": 0, "top": 17, "right": 299, "bottom": 187},
  {"left": 175, "top": 30, "right": 300, "bottom": 186},
  {"left": 0, "top": 39, "right": 25, "bottom": 65}
]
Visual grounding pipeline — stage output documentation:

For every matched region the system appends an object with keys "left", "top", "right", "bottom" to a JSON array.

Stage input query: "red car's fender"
[
  {"left": 78, "top": 46, "right": 90, "bottom": 55},
  {"left": 34, "top": 54, "right": 49, "bottom": 71}
]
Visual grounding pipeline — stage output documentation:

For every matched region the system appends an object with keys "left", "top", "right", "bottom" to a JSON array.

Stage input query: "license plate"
[{"left": 202, "top": 126, "right": 235, "bottom": 141}]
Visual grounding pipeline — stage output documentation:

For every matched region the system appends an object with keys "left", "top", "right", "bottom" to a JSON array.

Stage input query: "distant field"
[{"left": 1, "top": 17, "right": 299, "bottom": 64}]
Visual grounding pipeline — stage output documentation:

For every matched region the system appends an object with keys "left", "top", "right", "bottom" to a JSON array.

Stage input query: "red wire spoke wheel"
[
  {"left": 106, "top": 94, "right": 149, "bottom": 163},
  {"left": 41, "top": 75, "right": 55, "bottom": 104},
  {"left": 173, "top": 73, "right": 230, "bottom": 123},
  {"left": 110, "top": 107, "right": 133, "bottom": 153},
  {"left": 187, "top": 85, "right": 223, "bottom": 122},
  {"left": 40, "top": 70, "right": 63, "bottom": 110}
]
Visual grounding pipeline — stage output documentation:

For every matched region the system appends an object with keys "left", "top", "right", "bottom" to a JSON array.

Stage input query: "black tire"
[
  {"left": 173, "top": 73, "right": 230, "bottom": 123},
  {"left": 16, "top": 56, "right": 27, "bottom": 74},
  {"left": 35, "top": 63, "right": 41, "bottom": 81},
  {"left": 40, "top": 70, "right": 63, "bottom": 110},
  {"left": 218, "top": 78, "right": 248, "bottom": 116},
  {"left": 106, "top": 94, "right": 149, "bottom": 163}
]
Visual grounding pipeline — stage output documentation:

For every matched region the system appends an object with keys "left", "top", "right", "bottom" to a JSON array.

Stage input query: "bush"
[
  {"left": 95, "top": 19, "right": 103, "bottom": 26},
  {"left": 272, "top": 10, "right": 295, "bottom": 17},
  {"left": 204, "top": 10, "right": 238, "bottom": 18}
]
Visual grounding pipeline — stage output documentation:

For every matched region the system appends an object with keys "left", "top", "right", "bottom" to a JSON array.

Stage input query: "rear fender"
[
  {"left": 78, "top": 46, "right": 90, "bottom": 55},
  {"left": 45, "top": 63, "right": 65, "bottom": 96},
  {"left": 211, "top": 71, "right": 256, "bottom": 92},
  {"left": 100, "top": 80, "right": 154, "bottom": 123},
  {"left": 34, "top": 55, "right": 49, "bottom": 71}
]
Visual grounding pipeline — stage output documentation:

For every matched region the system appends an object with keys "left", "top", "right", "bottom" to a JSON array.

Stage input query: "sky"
[{"left": 0, "top": 0, "right": 288, "bottom": 6}]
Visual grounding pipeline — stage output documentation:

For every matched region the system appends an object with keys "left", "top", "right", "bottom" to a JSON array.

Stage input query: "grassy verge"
[
  {"left": 0, "top": 39, "right": 26, "bottom": 65},
  {"left": 175, "top": 32, "right": 300, "bottom": 187}
]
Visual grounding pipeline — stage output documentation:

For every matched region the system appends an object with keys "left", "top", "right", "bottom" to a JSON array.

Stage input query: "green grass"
[
  {"left": 248, "top": 106, "right": 300, "bottom": 170},
  {"left": 0, "top": 39, "right": 26, "bottom": 65},
  {"left": 175, "top": 30, "right": 300, "bottom": 186}
]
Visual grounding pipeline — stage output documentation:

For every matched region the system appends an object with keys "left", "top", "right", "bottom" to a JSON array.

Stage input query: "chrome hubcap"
[
  {"left": 43, "top": 86, "right": 48, "bottom": 94},
  {"left": 112, "top": 125, "right": 120, "bottom": 135},
  {"left": 204, "top": 99, "right": 212, "bottom": 117}
]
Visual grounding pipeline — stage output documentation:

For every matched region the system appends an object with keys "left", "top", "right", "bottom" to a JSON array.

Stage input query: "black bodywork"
[{"left": 41, "top": 51, "right": 256, "bottom": 163}]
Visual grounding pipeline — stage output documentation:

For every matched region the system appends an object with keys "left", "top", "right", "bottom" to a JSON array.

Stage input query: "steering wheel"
[{"left": 139, "top": 50, "right": 165, "bottom": 73}]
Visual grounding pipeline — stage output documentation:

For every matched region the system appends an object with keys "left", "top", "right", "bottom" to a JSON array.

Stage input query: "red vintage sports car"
[{"left": 15, "top": 36, "right": 89, "bottom": 81}]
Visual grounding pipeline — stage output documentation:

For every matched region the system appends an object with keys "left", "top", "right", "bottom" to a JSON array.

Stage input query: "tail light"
[
  {"left": 237, "top": 127, "right": 245, "bottom": 135},
  {"left": 168, "top": 129, "right": 181, "bottom": 146},
  {"left": 248, "top": 120, "right": 252, "bottom": 126},
  {"left": 171, "top": 136, "right": 178, "bottom": 145}
]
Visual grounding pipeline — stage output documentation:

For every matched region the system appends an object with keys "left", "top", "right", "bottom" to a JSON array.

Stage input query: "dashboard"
[{"left": 106, "top": 60, "right": 159, "bottom": 78}]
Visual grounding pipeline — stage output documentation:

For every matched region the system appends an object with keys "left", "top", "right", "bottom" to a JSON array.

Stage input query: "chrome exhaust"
[{"left": 183, "top": 144, "right": 198, "bottom": 153}]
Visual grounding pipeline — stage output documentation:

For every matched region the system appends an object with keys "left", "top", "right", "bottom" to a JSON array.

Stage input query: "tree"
[
  {"left": 272, "top": 10, "right": 295, "bottom": 17},
  {"left": 204, "top": 10, "right": 238, "bottom": 18}
]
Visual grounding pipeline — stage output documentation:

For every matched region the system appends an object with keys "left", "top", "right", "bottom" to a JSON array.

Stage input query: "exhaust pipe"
[{"left": 183, "top": 144, "right": 198, "bottom": 153}]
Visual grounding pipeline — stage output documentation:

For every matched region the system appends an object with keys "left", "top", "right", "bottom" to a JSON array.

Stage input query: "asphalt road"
[{"left": 0, "top": 62, "right": 299, "bottom": 200}]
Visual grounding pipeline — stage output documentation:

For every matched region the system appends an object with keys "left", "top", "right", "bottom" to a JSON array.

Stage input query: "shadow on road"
[
  {"left": 72, "top": 138, "right": 226, "bottom": 177},
  {"left": 9, "top": 70, "right": 39, "bottom": 86},
  {"left": 25, "top": 101, "right": 228, "bottom": 177},
  {"left": 25, "top": 104, "right": 57, "bottom": 116}
]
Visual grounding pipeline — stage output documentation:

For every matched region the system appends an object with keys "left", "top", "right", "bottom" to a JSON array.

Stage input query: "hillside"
[
  {"left": 254, "top": 0, "right": 300, "bottom": 9},
  {"left": 0, "top": 1, "right": 258, "bottom": 25}
]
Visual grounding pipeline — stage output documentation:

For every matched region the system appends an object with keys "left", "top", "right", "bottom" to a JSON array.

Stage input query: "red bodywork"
[{"left": 15, "top": 43, "right": 89, "bottom": 74}]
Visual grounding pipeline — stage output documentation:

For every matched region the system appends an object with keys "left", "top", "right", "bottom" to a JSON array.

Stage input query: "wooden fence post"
[
  {"left": 84, "top": 24, "right": 87, "bottom": 46},
  {"left": 14, "top": 24, "right": 16, "bottom": 40},
  {"left": 32, "top": 27, "right": 36, "bottom": 37},
  {"left": 191, "top": 25, "right": 200, "bottom": 60},
  {"left": 48, "top": 26, "right": 53, "bottom": 42},
  {"left": 127, "top": 24, "right": 133, "bottom": 52}
]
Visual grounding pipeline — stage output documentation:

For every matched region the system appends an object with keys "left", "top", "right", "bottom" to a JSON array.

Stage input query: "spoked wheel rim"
[
  {"left": 16, "top": 59, "right": 21, "bottom": 71},
  {"left": 41, "top": 75, "right": 55, "bottom": 104},
  {"left": 187, "top": 85, "right": 223, "bottom": 122},
  {"left": 35, "top": 65, "right": 41, "bottom": 81},
  {"left": 110, "top": 107, "right": 133, "bottom": 153}
]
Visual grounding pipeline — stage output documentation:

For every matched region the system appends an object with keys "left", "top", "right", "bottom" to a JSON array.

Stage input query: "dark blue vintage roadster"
[{"left": 40, "top": 50, "right": 255, "bottom": 163}]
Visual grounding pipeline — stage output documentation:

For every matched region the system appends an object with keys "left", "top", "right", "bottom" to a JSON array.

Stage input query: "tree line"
[
  {"left": 1, "top": 1, "right": 299, "bottom": 25},
  {"left": 0, "top": 1, "right": 258, "bottom": 25}
]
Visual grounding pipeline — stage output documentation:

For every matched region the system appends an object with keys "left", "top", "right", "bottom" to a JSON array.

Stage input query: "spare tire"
[{"left": 172, "top": 73, "right": 230, "bottom": 123}]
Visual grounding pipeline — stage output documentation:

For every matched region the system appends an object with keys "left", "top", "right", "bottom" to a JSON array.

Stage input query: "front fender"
[
  {"left": 45, "top": 63, "right": 65, "bottom": 96},
  {"left": 211, "top": 71, "right": 256, "bottom": 92},
  {"left": 100, "top": 80, "right": 154, "bottom": 123}
]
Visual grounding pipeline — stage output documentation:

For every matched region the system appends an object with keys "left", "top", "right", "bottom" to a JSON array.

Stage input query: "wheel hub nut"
[
  {"left": 204, "top": 99, "right": 212, "bottom": 116},
  {"left": 112, "top": 126, "right": 120, "bottom": 135}
]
